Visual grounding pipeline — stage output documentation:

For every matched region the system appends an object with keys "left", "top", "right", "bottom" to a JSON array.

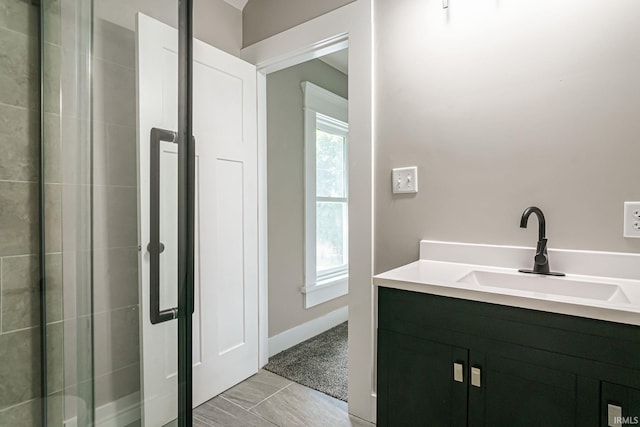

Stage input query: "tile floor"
[{"left": 193, "top": 370, "right": 374, "bottom": 427}]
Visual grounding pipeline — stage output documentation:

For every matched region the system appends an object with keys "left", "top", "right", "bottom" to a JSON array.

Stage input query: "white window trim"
[{"left": 301, "top": 81, "right": 349, "bottom": 308}]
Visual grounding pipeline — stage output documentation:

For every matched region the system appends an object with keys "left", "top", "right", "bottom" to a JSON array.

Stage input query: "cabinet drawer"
[{"left": 379, "top": 287, "right": 640, "bottom": 372}]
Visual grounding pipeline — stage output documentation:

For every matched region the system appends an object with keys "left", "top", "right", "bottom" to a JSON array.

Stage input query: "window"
[
  {"left": 302, "top": 81, "right": 348, "bottom": 308},
  {"left": 315, "top": 115, "right": 348, "bottom": 278}
]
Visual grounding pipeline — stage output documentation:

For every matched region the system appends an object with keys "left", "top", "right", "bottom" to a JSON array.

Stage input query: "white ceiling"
[
  {"left": 319, "top": 49, "right": 349, "bottom": 75},
  {"left": 223, "top": 0, "right": 248, "bottom": 10}
]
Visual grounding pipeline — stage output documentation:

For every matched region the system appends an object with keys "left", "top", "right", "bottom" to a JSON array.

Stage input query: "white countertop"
[{"left": 373, "top": 241, "right": 640, "bottom": 326}]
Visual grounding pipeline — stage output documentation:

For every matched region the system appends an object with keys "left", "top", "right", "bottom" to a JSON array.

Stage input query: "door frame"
[{"left": 241, "top": 0, "right": 375, "bottom": 422}]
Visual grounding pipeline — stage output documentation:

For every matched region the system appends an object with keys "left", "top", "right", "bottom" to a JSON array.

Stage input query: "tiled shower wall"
[
  {"left": 0, "top": 0, "right": 141, "bottom": 424},
  {"left": 0, "top": 0, "right": 64, "bottom": 425}
]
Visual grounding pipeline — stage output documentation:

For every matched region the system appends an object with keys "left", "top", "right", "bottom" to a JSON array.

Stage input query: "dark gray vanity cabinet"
[{"left": 377, "top": 287, "right": 640, "bottom": 427}]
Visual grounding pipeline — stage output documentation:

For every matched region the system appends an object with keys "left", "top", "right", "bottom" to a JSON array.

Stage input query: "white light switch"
[{"left": 392, "top": 166, "right": 418, "bottom": 194}]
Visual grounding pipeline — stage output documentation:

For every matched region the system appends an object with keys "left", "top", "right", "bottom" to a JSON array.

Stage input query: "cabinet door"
[
  {"left": 468, "top": 352, "right": 577, "bottom": 427},
  {"left": 601, "top": 382, "right": 640, "bottom": 427},
  {"left": 377, "top": 329, "right": 468, "bottom": 427}
]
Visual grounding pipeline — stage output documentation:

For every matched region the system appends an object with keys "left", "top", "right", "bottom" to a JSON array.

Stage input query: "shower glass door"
[{"left": 40, "top": 0, "right": 194, "bottom": 425}]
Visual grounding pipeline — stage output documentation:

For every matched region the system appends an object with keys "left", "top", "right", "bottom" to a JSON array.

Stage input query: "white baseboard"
[
  {"left": 268, "top": 306, "right": 348, "bottom": 358},
  {"left": 64, "top": 392, "right": 141, "bottom": 427}
]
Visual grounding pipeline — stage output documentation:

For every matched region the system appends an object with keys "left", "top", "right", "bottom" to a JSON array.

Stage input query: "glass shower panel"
[
  {"left": 0, "top": 0, "right": 53, "bottom": 425},
  {"left": 42, "top": 0, "right": 188, "bottom": 425},
  {"left": 47, "top": 0, "right": 96, "bottom": 425}
]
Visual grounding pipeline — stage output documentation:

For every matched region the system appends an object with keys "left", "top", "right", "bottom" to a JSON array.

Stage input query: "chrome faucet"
[{"left": 518, "top": 206, "right": 565, "bottom": 276}]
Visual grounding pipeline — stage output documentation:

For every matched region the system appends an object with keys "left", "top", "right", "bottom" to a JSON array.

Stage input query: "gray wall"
[
  {"left": 242, "top": 0, "right": 640, "bottom": 274},
  {"left": 267, "top": 59, "right": 348, "bottom": 337},
  {"left": 374, "top": 0, "right": 640, "bottom": 273},
  {"left": 0, "top": 0, "right": 64, "bottom": 425},
  {"left": 94, "top": 0, "right": 242, "bottom": 56},
  {"left": 243, "top": 0, "right": 356, "bottom": 47}
]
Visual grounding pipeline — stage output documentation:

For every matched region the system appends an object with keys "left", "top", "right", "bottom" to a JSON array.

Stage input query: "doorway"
[
  {"left": 262, "top": 48, "right": 350, "bottom": 402},
  {"left": 241, "top": 0, "right": 374, "bottom": 421}
]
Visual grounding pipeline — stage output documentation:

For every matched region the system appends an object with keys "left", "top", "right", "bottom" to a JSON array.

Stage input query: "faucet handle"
[
  {"left": 535, "top": 252, "right": 547, "bottom": 266},
  {"left": 535, "top": 238, "right": 548, "bottom": 265},
  {"left": 533, "top": 239, "right": 550, "bottom": 273}
]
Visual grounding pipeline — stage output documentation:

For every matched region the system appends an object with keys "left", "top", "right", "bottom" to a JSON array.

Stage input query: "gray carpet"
[{"left": 264, "top": 322, "right": 348, "bottom": 402}]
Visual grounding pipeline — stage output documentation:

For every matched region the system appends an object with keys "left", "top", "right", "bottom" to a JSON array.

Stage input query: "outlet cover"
[
  {"left": 623, "top": 201, "right": 640, "bottom": 238},
  {"left": 392, "top": 166, "right": 418, "bottom": 194}
]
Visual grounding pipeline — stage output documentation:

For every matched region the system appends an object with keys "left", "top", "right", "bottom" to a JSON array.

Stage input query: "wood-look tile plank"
[
  {"left": 220, "top": 370, "right": 291, "bottom": 409},
  {"left": 348, "top": 414, "right": 376, "bottom": 426},
  {"left": 194, "top": 396, "right": 275, "bottom": 427},
  {"left": 250, "top": 382, "right": 359, "bottom": 427},
  {"left": 193, "top": 414, "right": 213, "bottom": 426}
]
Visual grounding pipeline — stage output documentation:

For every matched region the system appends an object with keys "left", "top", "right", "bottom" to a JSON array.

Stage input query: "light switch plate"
[
  {"left": 392, "top": 166, "right": 418, "bottom": 194},
  {"left": 623, "top": 202, "right": 640, "bottom": 238}
]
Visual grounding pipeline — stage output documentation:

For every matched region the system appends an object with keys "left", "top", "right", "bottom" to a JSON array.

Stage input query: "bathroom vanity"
[{"left": 374, "top": 241, "right": 640, "bottom": 427}]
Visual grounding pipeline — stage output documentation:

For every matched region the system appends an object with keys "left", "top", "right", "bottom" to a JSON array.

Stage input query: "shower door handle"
[{"left": 149, "top": 127, "right": 179, "bottom": 324}]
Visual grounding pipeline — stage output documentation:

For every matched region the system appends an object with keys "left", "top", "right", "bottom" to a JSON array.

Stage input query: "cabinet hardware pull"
[
  {"left": 608, "top": 404, "right": 623, "bottom": 427},
  {"left": 471, "top": 366, "right": 481, "bottom": 388},
  {"left": 453, "top": 363, "right": 464, "bottom": 383}
]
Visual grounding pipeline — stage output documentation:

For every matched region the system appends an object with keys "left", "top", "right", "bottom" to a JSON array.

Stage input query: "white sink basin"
[{"left": 458, "top": 270, "right": 632, "bottom": 304}]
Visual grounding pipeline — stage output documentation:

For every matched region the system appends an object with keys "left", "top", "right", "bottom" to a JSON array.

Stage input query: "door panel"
[
  {"left": 214, "top": 159, "right": 246, "bottom": 353},
  {"left": 379, "top": 330, "right": 468, "bottom": 427},
  {"left": 469, "top": 353, "right": 577, "bottom": 427},
  {"left": 137, "top": 13, "right": 258, "bottom": 426},
  {"left": 191, "top": 31, "right": 258, "bottom": 407}
]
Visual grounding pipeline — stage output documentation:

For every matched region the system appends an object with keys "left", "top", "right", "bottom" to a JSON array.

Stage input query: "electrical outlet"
[
  {"left": 623, "top": 202, "right": 640, "bottom": 238},
  {"left": 392, "top": 166, "right": 418, "bottom": 194}
]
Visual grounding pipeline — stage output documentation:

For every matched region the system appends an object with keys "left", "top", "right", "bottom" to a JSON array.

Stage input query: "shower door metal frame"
[
  {"left": 177, "top": 0, "right": 195, "bottom": 425},
  {"left": 138, "top": 6, "right": 195, "bottom": 424}
]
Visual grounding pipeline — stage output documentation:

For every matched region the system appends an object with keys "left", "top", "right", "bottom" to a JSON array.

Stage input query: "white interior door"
[{"left": 136, "top": 13, "right": 259, "bottom": 427}]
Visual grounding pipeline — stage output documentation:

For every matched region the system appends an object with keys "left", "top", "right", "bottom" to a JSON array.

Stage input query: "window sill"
[{"left": 300, "top": 274, "right": 349, "bottom": 309}]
